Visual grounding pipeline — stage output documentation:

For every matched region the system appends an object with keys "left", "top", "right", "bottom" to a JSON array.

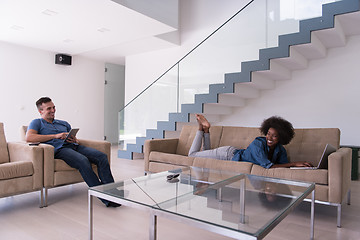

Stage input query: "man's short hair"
[{"left": 36, "top": 97, "right": 52, "bottom": 109}]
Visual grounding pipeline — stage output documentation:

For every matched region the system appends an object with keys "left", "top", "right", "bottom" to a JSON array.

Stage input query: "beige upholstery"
[
  {"left": 144, "top": 125, "right": 352, "bottom": 227},
  {"left": 0, "top": 123, "right": 43, "bottom": 206},
  {"left": 21, "top": 126, "right": 111, "bottom": 206}
]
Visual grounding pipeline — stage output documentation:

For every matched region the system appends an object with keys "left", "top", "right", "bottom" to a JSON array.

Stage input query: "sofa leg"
[
  {"left": 39, "top": 188, "right": 44, "bottom": 208},
  {"left": 44, "top": 188, "right": 48, "bottom": 207},
  {"left": 337, "top": 204, "right": 342, "bottom": 228},
  {"left": 347, "top": 190, "right": 351, "bottom": 205}
]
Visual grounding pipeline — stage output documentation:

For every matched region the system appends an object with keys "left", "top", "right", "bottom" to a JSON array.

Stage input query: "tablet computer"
[{"left": 64, "top": 128, "right": 79, "bottom": 142}]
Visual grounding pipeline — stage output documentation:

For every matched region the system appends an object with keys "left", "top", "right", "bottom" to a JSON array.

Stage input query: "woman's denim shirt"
[{"left": 231, "top": 137, "right": 288, "bottom": 169}]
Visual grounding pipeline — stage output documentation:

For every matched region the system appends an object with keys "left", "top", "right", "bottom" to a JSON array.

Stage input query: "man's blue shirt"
[
  {"left": 231, "top": 137, "right": 288, "bottom": 168},
  {"left": 28, "top": 118, "right": 73, "bottom": 151}
]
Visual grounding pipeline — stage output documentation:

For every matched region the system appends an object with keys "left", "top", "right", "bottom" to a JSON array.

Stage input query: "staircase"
[{"left": 119, "top": 0, "right": 360, "bottom": 159}]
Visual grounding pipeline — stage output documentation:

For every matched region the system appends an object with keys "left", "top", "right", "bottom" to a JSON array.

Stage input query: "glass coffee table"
[{"left": 89, "top": 167, "right": 315, "bottom": 240}]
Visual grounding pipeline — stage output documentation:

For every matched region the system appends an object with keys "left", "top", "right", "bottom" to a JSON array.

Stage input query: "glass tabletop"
[
  {"left": 89, "top": 167, "right": 240, "bottom": 207},
  {"left": 90, "top": 167, "right": 314, "bottom": 237}
]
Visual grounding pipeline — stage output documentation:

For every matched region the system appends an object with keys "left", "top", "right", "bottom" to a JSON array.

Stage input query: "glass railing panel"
[
  {"left": 178, "top": 0, "right": 339, "bottom": 107},
  {"left": 178, "top": 0, "right": 268, "bottom": 106},
  {"left": 119, "top": 65, "right": 178, "bottom": 150},
  {"left": 119, "top": 0, "right": 341, "bottom": 152},
  {"left": 266, "top": 0, "right": 340, "bottom": 47}
]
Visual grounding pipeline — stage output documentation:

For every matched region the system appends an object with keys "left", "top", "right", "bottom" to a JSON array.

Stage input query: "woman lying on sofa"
[{"left": 188, "top": 114, "right": 312, "bottom": 169}]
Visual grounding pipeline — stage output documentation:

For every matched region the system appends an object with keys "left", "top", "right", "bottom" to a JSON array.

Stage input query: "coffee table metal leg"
[
  {"left": 217, "top": 187, "right": 222, "bottom": 201},
  {"left": 89, "top": 192, "right": 93, "bottom": 240},
  {"left": 239, "top": 178, "right": 246, "bottom": 224},
  {"left": 150, "top": 211, "right": 157, "bottom": 240},
  {"left": 310, "top": 190, "right": 315, "bottom": 240}
]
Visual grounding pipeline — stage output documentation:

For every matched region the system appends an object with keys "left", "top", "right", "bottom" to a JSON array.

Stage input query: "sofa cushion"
[
  {"left": 0, "top": 162, "right": 33, "bottom": 180},
  {"left": 148, "top": 162, "right": 189, "bottom": 173},
  {"left": 54, "top": 158, "right": 98, "bottom": 172},
  {"left": 149, "top": 152, "right": 195, "bottom": 167},
  {"left": 0, "top": 123, "right": 9, "bottom": 164},
  {"left": 55, "top": 159, "right": 77, "bottom": 171},
  {"left": 193, "top": 157, "right": 252, "bottom": 174},
  {"left": 219, "top": 126, "right": 261, "bottom": 149},
  {"left": 285, "top": 128, "right": 340, "bottom": 166},
  {"left": 176, "top": 125, "right": 223, "bottom": 156},
  {"left": 250, "top": 165, "right": 328, "bottom": 185}
]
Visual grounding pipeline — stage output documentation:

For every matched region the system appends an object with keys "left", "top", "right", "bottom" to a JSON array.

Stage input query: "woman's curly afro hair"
[{"left": 260, "top": 116, "right": 295, "bottom": 145}]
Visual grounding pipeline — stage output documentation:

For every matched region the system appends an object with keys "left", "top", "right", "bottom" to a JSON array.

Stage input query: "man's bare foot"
[{"left": 196, "top": 114, "right": 210, "bottom": 133}]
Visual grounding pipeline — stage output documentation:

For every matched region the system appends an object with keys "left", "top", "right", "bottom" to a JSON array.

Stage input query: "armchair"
[
  {"left": 21, "top": 126, "right": 111, "bottom": 206},
  {"left": 0, "top": 123, "right": 43, "bottom": 207}
]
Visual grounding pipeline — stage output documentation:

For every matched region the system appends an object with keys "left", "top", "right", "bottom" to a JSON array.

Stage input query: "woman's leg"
[
  {"left": 188, "top": 130, "right": 205, "bottom": 156},
  {"left": 189, "top": 114, "right": 233, "bottom": 160},
  {"left": 189, "top": 145, "right": 235, "bottom": 160}
]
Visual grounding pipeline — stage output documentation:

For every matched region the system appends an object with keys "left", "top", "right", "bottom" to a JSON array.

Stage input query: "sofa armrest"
[
  {"left": 144, "top": 138, "right": 179, "bottom": 172},
  {"left": 37, "top": 144, "right": 56, "bottom": 187},
  {"left": 328, "top": 147, "right": 352, "bottom": 203},
  {"left": 7, "top": 142, "right": 43, "bottom": 189},
  {"left": 78, "top": 139, "right": 111, "bottom": 164}
]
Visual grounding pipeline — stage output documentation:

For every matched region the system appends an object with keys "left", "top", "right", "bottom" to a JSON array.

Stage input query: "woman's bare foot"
[
  {"left": 196, "top": 114, "right": 210, "bottom": 133},
  {"left": 195, "top": 114, "right": 203, "bottom": 131}
]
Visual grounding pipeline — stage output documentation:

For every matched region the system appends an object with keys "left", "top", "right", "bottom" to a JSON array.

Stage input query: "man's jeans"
[{"left": 55, "top": 144, "right": 114, "bottom": 187}]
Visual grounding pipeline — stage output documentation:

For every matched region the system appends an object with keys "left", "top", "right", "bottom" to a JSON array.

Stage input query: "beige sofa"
[{"left": 144, "top": 125, "right": 352, "bottom": 227}]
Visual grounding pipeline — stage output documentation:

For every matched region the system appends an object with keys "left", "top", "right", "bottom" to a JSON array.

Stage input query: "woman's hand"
[
  {"left": 292, "top": 161, "right": 313, "bottom": 167},
  {"left": 271, "top": 161, "right": 313, "bottom": 168}
]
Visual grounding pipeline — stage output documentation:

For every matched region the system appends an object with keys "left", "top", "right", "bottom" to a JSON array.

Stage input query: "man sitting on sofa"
[
  {"left": 26, "top": 97, "right": 120, "bottom": 207},
  {"left": 189, "top": 114, "right": 312, "bottom": 168}
]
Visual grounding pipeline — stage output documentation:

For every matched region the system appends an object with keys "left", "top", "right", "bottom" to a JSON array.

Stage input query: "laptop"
[{"left": 290, "top": 143, "right": 336, "bottom": 170}]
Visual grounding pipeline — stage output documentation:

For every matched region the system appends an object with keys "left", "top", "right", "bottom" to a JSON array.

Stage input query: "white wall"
[
  {"left": 0, "top": 41, "right": 105, "bottom": 142},
  {"left": 124, "top": 0, "right": 360, "bottom": 146}
]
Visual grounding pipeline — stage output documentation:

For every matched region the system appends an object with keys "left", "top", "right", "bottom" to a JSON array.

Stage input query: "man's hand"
[
  {"left": 65, "top": 135, "right": 79, "bottom": 144},
  {"left": 55, "top": 132, "right": 68, "bottom": 140}
]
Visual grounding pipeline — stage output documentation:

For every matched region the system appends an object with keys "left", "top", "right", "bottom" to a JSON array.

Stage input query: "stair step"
[
  {"left": 157, "top": 121, "right": 176, "bottom": 131},
  {"left": 217, "top": 94, "right": 246, "bottom": 107},
  {"left": 195, "top": 93, "right": 218, "bottom": 105},
  {"left": 314, "top": 17, "right": 346, "bottom": 48},
  {"left": 209, "top": 83, "right": 234, "bottom": 95},
  {"left": 292, "top": 33, "right": 327, "bottom": 60},
  {"left": 254, "top": 61, "right": 292, "bottom": 80},
  {"left": 181, "top": 102, "right": 203, "bottom": 113},
  {"left": 136, "top": 137, "right": 147, "bottom": 146},
  {"left": 248, "top": 72, "right": 276, "bottom": 90},
  {"left": 188, "top": 114, "right": 221, "bottom": 123},
  {"left": 117, "top": 150, "right": 133, "bottom": 159},
  {"left": 169, "top": 112, "right": 189, "bottom": 123},
  {"left": 338, "top": 11, "right": 360, "bottom": 36},
  {"left": 164, "top": 130, "right": 181, "bottom": 139},
  {"left": 146, "top": 129, "right": 164, "bottom": 139},
  {"left": 233, "top": 84, "right": 260, "bottom": 98},
  {"left": 126, "top": 143, "right": 143, "bottom": 153},
  {"left": 270, "top": 47, "right": 308, "bottom": 71},
  {"left": 203, "top": 104, "right": 232, "bottom": 115}
]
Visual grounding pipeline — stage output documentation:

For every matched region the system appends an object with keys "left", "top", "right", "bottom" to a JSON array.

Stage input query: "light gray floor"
[{"left": 0, "top": 146, "right": 359, "bottom": 240}]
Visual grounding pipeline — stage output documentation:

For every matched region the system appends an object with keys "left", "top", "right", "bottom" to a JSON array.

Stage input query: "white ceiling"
[{"left": 0, "top": 0, "right": 178, "bottom": 65}]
